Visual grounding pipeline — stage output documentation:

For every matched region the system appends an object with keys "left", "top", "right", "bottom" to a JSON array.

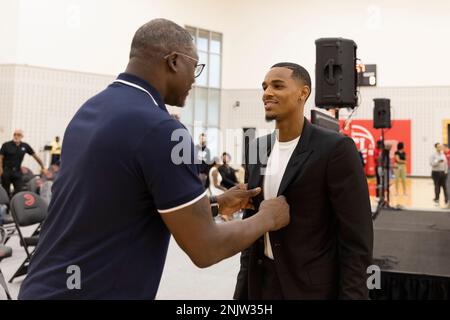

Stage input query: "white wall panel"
[
  {"left": 0, "top": 65, "right": 15, "bottom": 144},
  {"left": 0, "top": 0, "right": 20, "bottom": 64},
  {"left": 3, "top": 0, "right": 450, "bottom": 88}
]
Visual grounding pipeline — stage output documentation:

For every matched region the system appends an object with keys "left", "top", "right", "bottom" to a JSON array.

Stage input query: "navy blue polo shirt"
[{"left": 19, "top": 73, "right": 206, "bottom": 299}]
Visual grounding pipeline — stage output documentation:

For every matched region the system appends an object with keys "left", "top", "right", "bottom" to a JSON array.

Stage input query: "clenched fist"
[{"left": 258, "top": 195, "right": 290, "bottom": 231}]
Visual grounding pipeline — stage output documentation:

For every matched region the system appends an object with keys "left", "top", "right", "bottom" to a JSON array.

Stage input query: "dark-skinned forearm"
[{"left": 197, "top": 212, "right": 272, "bottom": 268}]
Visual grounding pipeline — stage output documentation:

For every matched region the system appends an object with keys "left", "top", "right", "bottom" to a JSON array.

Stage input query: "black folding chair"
[
  {"left": 0, "top": 186, "right": 9, "bottom": 216},
  {"left": 0, "top": 187, "right": 8, "bottom": 224},
  {"left": 0, "top": 186, "right": 15, "bottom": 243},
  {"left": 25, "top": 177, "right": 40, "bottom": 194},
  {"left": 20, "top": 167, "right": 35, "bottom": 186},
  {"left": 9, "top": 192, "right": 47, "bottom": 283},
  {"left": 0, "top": 227, "right": 12, "bottom": 300}
]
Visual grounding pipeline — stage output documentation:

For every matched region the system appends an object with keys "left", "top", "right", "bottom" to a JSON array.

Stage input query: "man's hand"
[
  {"left": 216, "top": 184, "right": 261, "bottom": 216},
  {"left": 41, "top": 168, "right": 49, "bottom": 176},
  {"left": 258, "top": 196, "right": 290, "bottom": 231}
]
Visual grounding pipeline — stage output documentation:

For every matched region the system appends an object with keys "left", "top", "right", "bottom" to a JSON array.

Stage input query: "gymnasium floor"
[
  {"left": 368, "top": 177, "right": 450, "bottom": 211},
  {"left": 1, "top": 177, "right": 448, "bottom": 300}
]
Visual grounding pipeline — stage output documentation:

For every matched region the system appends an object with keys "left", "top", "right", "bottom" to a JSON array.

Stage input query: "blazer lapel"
[
  {"left": 277, "top": 118, "right": 314, "bottom": 196},
  {"left": 247, "top": 132, "right": 276, "bottom": 208}
]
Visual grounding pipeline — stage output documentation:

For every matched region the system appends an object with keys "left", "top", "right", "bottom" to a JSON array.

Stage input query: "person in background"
[
  {"left": 0, "top": 129, "right": 47, "bottom": 198},
  {"left": 443, "top": 144, "right": 450, "bottom": 196},
  {"left": 430, "top": 143, "right": 448, "bottom": 207},
  {"left": 209, "top": 157, "right": 227, "bottom": 196},
  {"left": 378, "top": 141, "right": 394, "bottom": 201},
  {"left": 209, "top": 157, "right": 230, "bottom": 221},
  {"left": 218, "top": 152, "right": 239, "bottom": 189},
  {"left": 358, "top": 149, "right": 365, "bottom": 168},
  {"left": 50, "top": 136, "right": 62, "bottom": 166},
  {"left": 374, "top": 140, "right": 383, "bottom": 198},
  {"left": 236, "top": 164, "right": 246, "bottom": 184},
  {"left": 394, "top": 142, "right": 407, "bottom": 196},
  {"left": 194, "top": 133, "right": 211, "bottom": 187}
]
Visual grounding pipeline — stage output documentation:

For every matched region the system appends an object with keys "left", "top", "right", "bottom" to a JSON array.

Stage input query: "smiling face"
[{"left": 262, "top": 67, "right": 309, "bottom": 122}]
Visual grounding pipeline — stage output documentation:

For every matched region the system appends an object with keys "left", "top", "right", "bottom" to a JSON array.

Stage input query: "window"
[{"left": 181, "top": 26, "right": 222, "bottom": 158}]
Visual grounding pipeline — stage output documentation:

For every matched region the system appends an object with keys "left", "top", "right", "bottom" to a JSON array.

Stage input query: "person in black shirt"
[
  {"left": 194, "top": 133, "right": 212, "bottom": 187},
  {"left": 394, "top": 142, "right": 407, "bottom": 196},
  {"left": 218, "top": 152, "right": 239, "bottom": 189},
  {"left": 358, "top": 149, "right": 365, "bottom": 168},
  {"left": 0, "top": 129, "right": 47, "bottom": 197},
  {"left": 374, "top": 140, "right": 383, "bottom": 198}
]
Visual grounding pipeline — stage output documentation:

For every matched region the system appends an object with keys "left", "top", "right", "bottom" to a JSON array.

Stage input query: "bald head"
[
  {"left": 130, "top": 19, "right": 194, "bottom": 60},
  {"left": 126, "top": 19, "right": 198, "bottom": 108},
  {"left": 13, "top": 129, "right": 24, "bottom": 144}
]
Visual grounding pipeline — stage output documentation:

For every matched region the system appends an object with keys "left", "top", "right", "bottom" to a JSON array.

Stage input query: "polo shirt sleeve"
[
  {"left": 24, "top": 143, "right": 35, "bottom": 155},
  {"left": 0, "top": 143, "right": 5, "bottom": 156},
  {"left": 136, "top": 119, "right": 207, "bottom": 213}
]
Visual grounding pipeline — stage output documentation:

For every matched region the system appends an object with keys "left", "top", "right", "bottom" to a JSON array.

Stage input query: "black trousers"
[
  {"left": 375, "top": 169, "right": 381, "bottom": 197},
  {"left": 1, "top": 168, "right": 23, "bottom": 198},
  {"left": 431, "top": 171, "right": 448, "bottom": 203},
  {"left": 51, "top": 154, "right": 61, "bottom": 166}
]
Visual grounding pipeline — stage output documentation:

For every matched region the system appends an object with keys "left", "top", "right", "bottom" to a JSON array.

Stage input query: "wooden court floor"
[{"left": 368, "top": 177, "right": 450, "bottom": 211}]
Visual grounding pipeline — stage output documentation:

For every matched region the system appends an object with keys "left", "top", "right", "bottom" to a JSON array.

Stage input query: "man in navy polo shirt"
[{"left": 19, "top": 19, "right": 289, "bottom": 299}]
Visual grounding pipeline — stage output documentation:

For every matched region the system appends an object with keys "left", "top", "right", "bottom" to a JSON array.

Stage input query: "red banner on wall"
[{"left": 339, "top": 120, "right": 412, "bottom": 174}]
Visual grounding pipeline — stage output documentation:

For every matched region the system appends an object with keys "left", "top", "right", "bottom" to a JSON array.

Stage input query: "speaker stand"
[{"left": 373, "top": 128, "right": 401, "bottom": 219}]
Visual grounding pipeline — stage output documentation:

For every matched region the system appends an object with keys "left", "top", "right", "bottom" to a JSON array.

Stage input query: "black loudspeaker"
[
  {"left": 373, "top": 98, "right": 391, "bottom": 129},
  {"left": 315, "top": 38, "right": 357, "bottom": 108}
]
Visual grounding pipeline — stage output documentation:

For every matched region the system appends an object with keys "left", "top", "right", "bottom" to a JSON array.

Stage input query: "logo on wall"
[
  {"left": 340, "top": 120, "right": 412, "bottom": 175},
  {"left": 350, "top": 125, "right": 375, "bottom": 153}
]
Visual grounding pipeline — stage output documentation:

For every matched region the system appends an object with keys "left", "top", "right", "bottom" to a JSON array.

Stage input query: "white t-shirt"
[{"left": 263, "top": 135, "right": 300, "bottom": 259}]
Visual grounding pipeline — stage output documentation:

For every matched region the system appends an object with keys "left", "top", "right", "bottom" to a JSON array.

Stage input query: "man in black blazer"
[{"left": 234, "top": 62, "right": 373, "bottom": 300}]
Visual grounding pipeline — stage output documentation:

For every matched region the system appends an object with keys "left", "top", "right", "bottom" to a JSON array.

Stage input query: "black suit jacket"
[{"left": 234, "top": 119, "right": 374, "bottom": 300}]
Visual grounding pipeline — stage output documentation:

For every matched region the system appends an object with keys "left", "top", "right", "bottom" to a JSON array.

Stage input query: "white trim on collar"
[{"left": 113, "top": 79, "right": 158, "bottom": 106}]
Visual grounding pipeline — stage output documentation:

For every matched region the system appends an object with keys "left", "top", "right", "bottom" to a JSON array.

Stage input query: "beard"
[
  {"left": 167, "top": 97, "right": 186, "bottom": 108},
  {"left": 265, "top": 114, "right": 277, "bottom": 122}
]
